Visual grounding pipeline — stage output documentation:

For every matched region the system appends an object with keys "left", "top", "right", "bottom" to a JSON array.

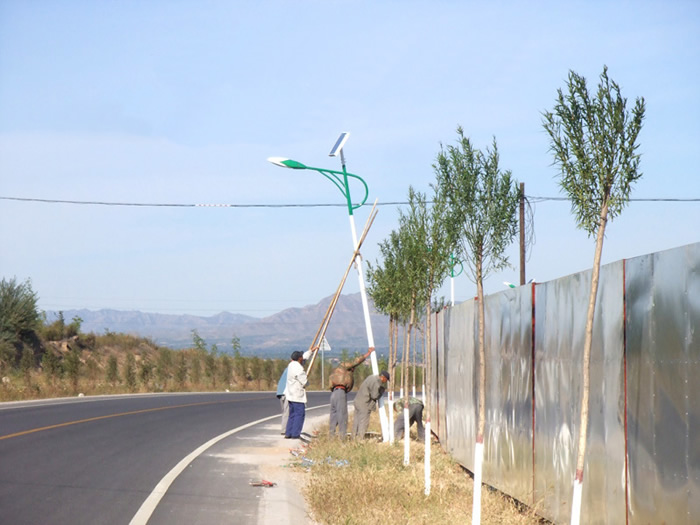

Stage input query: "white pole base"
[
  {"left": 424, "top": 420, "right": 431, "bottom": 496},
  {"left": 472, "top": 441, "right": 484, "bottom": 525},
  {"left": 570, "top": 477, "right": 583, "bottom": 525}
]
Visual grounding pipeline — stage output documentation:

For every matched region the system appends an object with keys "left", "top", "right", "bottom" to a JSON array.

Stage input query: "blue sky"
[{"left": 1, "top": 1, "right": 698, "bottom": 318}]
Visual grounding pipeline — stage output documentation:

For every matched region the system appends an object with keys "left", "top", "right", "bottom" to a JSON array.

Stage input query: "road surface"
[{"left": 0, "top": 391, "right": 329, "bottom": 524}]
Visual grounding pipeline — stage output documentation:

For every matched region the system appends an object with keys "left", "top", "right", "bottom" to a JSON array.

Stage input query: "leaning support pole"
[{"left": 305, "top": 202, "right": 378, "bottom": 377}]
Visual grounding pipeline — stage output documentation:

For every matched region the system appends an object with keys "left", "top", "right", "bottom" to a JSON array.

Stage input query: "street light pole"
[{"left": 268, "top": 135, "right": 389, "bottom": 440}]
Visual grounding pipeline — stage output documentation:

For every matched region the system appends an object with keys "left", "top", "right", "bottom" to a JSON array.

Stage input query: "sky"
[{"left": 1, "top": 1, "right": 699, "bottom": 319}]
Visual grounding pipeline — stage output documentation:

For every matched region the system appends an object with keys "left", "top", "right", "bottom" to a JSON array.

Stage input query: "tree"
[
  {"left": 106, "top": 355, "right": 119, "bottom": 385},
  {"left": 262, "top": 358, "right": 275, "bottom": 389},
  {"left": 233, "top": 349, "right": 247, "bottom": 386},
  {"left": 63, "top": 347, "right": 82, "bottom": 393},
  {"left": 204, "top": 345, "right": 218, "bottom": 387},
  {"left": 0, "top": 277, "right": 41, "bottom": 368},
  {"left": 434, "top": 127, "right": 520, "bottom": 524},
  {"left": 421, "top": 181, "right": 454, "bottom": 495},
  {"left": 395, "top": 189, "right": 430, "bottom": 465},
  {"left": 219, "top": 354, "right": 233, "bottom": 388},
  {"left": 249, "top": 356, "right": 263, "bottom": 389},
  {"left": 42, "top": 350, "right": 61, "bottom": 386},
  {"left": 175, "top": 352, "right": 188, "bottom": 389},
  {"left": 543, "top": 65, "right": 645, "bottom": 525},
  {"left": 367, "top": 228, "right": 410, "bottom": 398},
  {"left": 123, "top": 353, "right": 137, "bottom": 392},
  {"left": 140, "top": 358, "right": 154, "bottom": 389},
  {"left": 156, "top": 348, "right": 173, "bottom": 390}
]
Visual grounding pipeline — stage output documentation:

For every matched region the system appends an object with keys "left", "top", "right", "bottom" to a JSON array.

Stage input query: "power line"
[
  {"left": 0, "top": 196, "right": 406, "bottom": 208},
  {"left": 1, "top": 195, "right": 699, "bottom": 208},
  {"left": 527, "top": 196, "right": 700, "bottom": 203}
]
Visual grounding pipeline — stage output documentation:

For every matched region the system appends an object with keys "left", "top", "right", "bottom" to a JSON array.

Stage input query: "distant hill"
[{"left": 46, "top": 293, "right": 392, "bottom": 359}]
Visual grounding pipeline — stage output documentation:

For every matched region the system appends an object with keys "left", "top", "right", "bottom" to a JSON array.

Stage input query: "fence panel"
[
  {"left": 483, "top": 286, "right": 535, "bottom": 505},
  {"left": 430, "top": 242, "right": 699, "bottom": 523},
  {"left": 626, "top": 243, "right": 700, "bottom": 524},
  {"left": 443, "top": 300, "right": 477, "bottom": 468}
]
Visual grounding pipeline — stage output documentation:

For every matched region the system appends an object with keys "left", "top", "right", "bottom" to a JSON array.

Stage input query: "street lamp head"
[
  {"left": 267, "top": 157, "right": 307, "bottom": 169},
  {"left": 328, "top": 132, "right": 350, "bottom": 157}
]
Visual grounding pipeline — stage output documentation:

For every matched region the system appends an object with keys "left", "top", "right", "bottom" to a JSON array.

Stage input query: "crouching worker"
[
  {"left": 352, "top": 370, "right": 390, "bottom": 439},
  {"left": 394, "top": 396, "right": 425, "bottom": 441},
  {"left": 328, "top": 347, "right": 374, "bottom": 439}
]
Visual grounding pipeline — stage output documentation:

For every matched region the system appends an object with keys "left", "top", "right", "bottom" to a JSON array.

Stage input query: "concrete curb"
[{"left": 258, "top": 412, "right": 328, "bottom": 525}]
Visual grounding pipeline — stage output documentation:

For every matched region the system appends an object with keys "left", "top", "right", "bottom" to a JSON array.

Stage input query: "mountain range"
[{"left": 47, "top": 293, "right": 392, "bottom": 359}]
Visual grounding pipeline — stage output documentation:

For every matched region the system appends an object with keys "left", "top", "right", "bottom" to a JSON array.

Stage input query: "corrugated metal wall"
[{"left": 430, "top": 242, "right": 700, "bottom": 524}]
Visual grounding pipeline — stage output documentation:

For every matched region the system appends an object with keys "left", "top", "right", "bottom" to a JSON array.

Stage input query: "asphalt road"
[{"left": 0, "top": 391, "right": 330, "bottom": 525}]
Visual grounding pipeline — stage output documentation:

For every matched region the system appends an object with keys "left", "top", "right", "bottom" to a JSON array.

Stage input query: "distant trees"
[{"left": 0, "top": 280, "right": 365, "bottom": 401}]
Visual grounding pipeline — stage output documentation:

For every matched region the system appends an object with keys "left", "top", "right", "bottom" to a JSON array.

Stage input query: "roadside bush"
[{"left": 0, "top": 277, "right": 41, "bottom": 366}]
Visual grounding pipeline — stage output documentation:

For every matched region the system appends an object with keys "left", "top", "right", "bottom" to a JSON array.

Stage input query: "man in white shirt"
[{"left": 284, "top": 349, "right": 315, "bottom": 439}]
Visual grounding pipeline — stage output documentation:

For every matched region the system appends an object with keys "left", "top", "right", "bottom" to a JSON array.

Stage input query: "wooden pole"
[{"left": 305, "top": 201, "right": 378, "bottom": 376}]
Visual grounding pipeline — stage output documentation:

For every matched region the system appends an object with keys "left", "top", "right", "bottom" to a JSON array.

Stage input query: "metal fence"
[{"left": 429, "top": 242, "right": 700, "bottom": 524}]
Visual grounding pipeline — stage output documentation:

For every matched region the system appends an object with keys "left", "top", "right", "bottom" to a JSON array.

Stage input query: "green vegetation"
[{"left": 0, "top": 276, "right": 426, "bottom": 402}]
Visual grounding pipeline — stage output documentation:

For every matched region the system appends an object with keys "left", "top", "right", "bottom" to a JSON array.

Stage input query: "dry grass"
[{"left": 295, "top": 415, "right": 544, "bottom": 525}]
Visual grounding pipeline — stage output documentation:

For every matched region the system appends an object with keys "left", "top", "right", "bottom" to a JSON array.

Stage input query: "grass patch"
[{"left": 295, "top": 416, "right": 544, "bottom": 525}]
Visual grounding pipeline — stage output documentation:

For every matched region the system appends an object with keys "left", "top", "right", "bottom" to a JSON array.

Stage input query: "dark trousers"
[
  {"left": 394, "top": 403, "right": 425, "bottom": 440},
  {"left": 286, "top": 401, "right": 305, "bottom": 438}
]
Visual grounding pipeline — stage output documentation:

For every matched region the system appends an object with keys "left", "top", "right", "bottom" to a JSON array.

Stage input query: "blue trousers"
[{"left": 286, "top": 401, "right": 305, "bottom": 438}]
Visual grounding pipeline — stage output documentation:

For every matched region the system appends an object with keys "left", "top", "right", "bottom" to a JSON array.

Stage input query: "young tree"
[
  {"left": 249, "top": 356, "right": 263, "bottom": 389},
  {"left": 435, "top": 127, "right": 520, "bottom": 524},
  {"left": 0, "top": 277, "right": 41, "bottom": 368},
  {"left": 204, "top": 345, "right": 218, "bottom": 388},
  {"left": 156, "top": 348, "right": 172, "bottom": 390},
  {"left": 42, "top": 350, "right": 61, "bottom": 386},
  {"left": 123, "top": 353, "right": 137, "bottom": 392},
  {"left": 219, "top": 354, "right": 233, "bottom": 388},
  {"left": 367, "top": 228, "right": 410, "bottom": 399},
  {"left": 262, "top": 358, "right": 275, "bottom": 389},
  {"left": 543, "top": 65, "right": 645, "bottom": 525},
  {"left": 140, "top": 358, "right": 154, "bottom": 389},
  {"left": 106, "top": 355, "right": 119, "bottom": 386},
  {"left": 175, "top": 352, "right": 188, "bottom": 389},
  {"left": 421, "top": 181, "right": 454, "bottom": 495},
  {"left": 64, "top": 347, "right": 82, "bottom": 393},
  {"left": 395, "top": 189, "right": 431, "bottom": 466}
]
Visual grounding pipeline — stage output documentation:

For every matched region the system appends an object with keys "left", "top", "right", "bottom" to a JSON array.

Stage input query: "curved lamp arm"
[{"left": 268, "top": 157, "right": 369, "bottom": 215}]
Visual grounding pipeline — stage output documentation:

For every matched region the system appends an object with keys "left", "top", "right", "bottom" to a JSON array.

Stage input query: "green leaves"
[
  {"left": 543, "top": 66, "right": 646, "bottom": 236},
  {"left": 433, "top": 128, "right": 520, "bottom": 283}
]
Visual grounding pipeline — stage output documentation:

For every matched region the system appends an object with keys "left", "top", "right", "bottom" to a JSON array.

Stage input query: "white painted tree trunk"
[
  {"left": 570, "top": 478, "right": 583, "bottom": 525},
  {"left": 472, "top": 441, "right": 484, "bottom": 525},
  {"left": 403, "top": 407, "right": 410, "bottom": 465},
  {"left": 388, "top": 392, "right": 395, "bottom": 443},
  {"left": 424, "top": 419, "right": 431, "bottom": 496}
]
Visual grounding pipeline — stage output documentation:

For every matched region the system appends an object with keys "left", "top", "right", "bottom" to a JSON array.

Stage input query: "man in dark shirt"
[{"left": 328, "top": 347, "right": 373, "bottom": 439}]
